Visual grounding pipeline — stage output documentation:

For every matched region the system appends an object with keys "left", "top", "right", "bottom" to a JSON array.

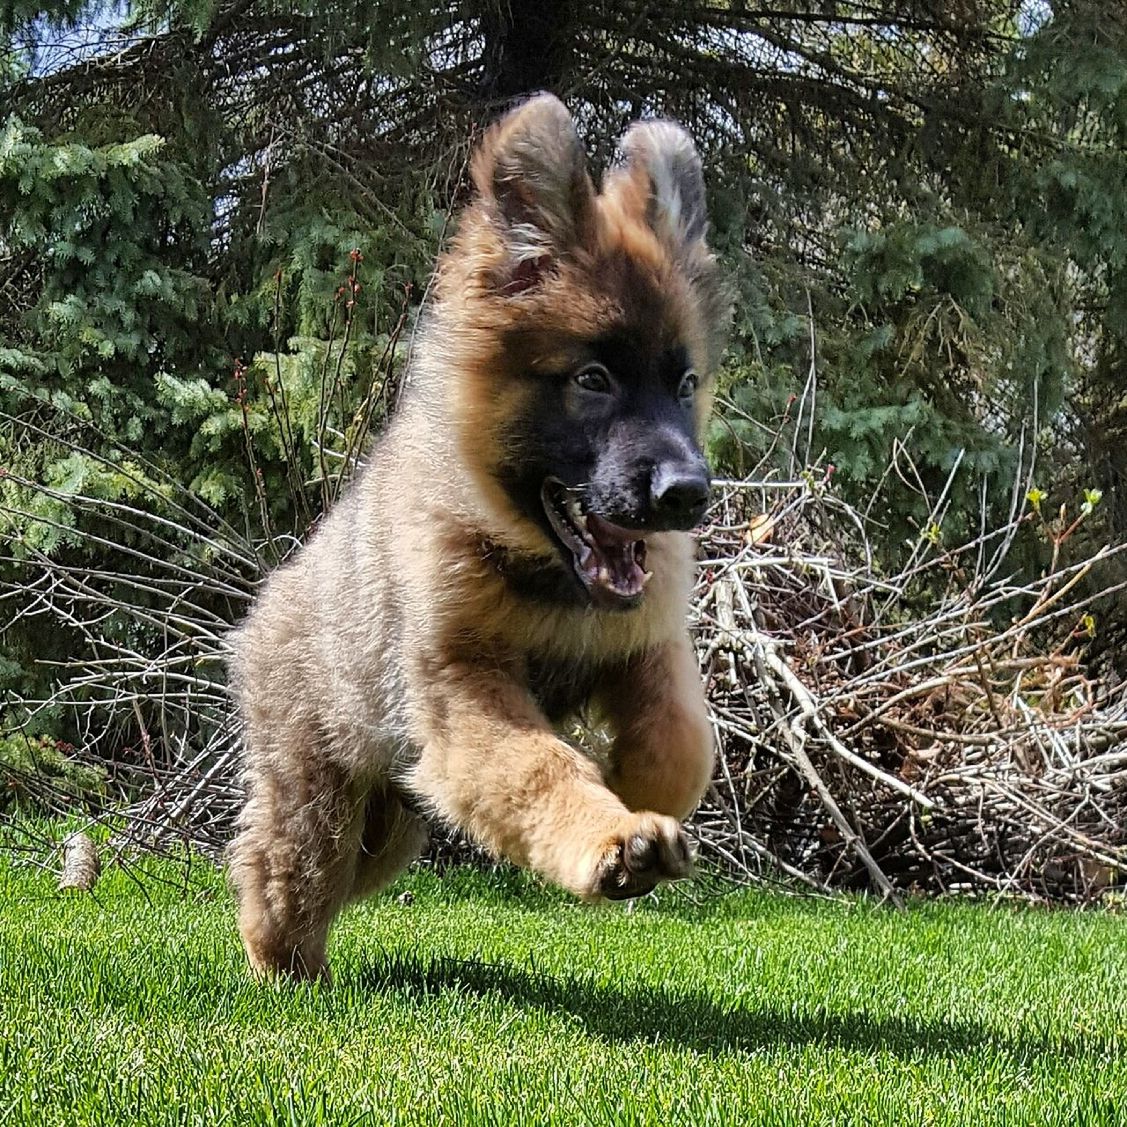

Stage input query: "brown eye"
[
  {"left": 574, "top": 364, "right": 612, "bottom": 393},
  {"left": 678, "top": 370, "right": 699, "bottom": 401}
]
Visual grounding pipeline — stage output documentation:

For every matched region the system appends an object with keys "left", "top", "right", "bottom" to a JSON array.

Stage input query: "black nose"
[{"left": 649, "top": 462, "right": 711, "bottom": 529}]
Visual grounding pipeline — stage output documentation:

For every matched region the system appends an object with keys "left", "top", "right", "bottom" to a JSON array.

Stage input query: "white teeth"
[
  {"left": 563, "top": 496, "right": 589, "bottom": 536},
  {"left": 641, "top": 570, "right": 654, "bottom": 586}
]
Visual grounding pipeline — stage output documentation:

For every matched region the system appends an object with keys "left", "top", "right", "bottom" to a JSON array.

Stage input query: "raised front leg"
[
  {"left": 594, "top": 633, "right": 714, "bottom": 820},
  {"left": 407, "top": 659, "right": 692, "bottom": 901}
]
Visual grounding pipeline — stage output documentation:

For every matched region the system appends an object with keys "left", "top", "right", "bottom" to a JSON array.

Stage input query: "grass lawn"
[{"left": 1, "top": 853, "right": 1125, "bottom": 1126}]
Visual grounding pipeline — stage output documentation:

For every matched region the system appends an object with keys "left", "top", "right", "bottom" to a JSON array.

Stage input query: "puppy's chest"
[{"left": 526, "top": 653, "right": 611, "bottom": 723}]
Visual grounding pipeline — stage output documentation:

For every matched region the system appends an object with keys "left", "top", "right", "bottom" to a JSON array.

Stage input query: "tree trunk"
[{"left": 480, "top": 0, "right": 577, "bottom": 104}]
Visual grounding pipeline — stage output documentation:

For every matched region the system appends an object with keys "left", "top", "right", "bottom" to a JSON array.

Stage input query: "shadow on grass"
[{"left": 354, "top": 951, "right": 1092, "bottom": 1063}]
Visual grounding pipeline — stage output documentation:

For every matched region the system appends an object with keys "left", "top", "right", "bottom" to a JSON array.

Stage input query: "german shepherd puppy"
[{"left": 228, "top": 94, "right": 729, "bottom": 979}]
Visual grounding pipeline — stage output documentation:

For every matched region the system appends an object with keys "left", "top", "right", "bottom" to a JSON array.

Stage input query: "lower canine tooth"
[{"left": 641, "top": 570, "right": 654, "bottom": 586}]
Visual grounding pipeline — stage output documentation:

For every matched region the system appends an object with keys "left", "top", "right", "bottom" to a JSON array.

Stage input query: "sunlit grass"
[{"left": 2, "top": 854, "right": 1125, "bottom": 1125}]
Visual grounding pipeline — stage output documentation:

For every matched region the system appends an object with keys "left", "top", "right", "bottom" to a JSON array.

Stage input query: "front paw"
[{"left": 590, "top": 813, "right": 694, "bottom": 901}]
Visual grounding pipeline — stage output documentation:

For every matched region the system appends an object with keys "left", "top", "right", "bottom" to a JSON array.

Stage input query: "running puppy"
[{"left": 229, "top": 94, "right": 730, "bottom": 980}]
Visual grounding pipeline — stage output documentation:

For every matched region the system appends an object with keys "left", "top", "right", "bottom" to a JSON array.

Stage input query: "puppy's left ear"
[{"left": 605, "top": 121, "right": 709, "bottom": 260}]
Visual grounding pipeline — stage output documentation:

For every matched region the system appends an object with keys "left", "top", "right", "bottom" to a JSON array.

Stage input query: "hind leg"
[
  {"left": 228, "top": 745, "right": 365, "bottom": 982},
  {"left": 348, "top": 789, "right": 429, "bottom": 902}
]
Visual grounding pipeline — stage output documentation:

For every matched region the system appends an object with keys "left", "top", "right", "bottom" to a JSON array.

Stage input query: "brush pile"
[
  {"left": 692, "top": 478, "right": 1127, "bottom": 903},
  {"left": 3, "top": 462, "right": 1126, "bottom": 902}
]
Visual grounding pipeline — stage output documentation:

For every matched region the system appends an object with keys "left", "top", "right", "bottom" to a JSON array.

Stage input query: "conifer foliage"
[{"left": 2, "top": 1, "right": 1126, "bottom": 817}]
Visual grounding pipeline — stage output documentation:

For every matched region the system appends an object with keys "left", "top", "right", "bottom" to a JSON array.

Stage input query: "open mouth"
[{"left": 540, "top": 478, "right": 652, "bottom": 608}]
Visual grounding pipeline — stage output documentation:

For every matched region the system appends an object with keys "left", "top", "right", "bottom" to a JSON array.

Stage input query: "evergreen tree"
[{"left": 3, "top": 0, "right": 1127, "bottom": 746}]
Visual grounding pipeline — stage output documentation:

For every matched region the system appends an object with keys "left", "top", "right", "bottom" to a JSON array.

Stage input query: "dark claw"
[
  {"left": 625, "top": 833, "right": 657, "bottom": 872},
  {"left": 594, "top": 821, "right": 692, "bottom": 901},
  {"left": 603, "top": 879, "right": 656, "bottom": 901},
  {"left": 595, "top": 841, "right": 656, "bottom": 900}
]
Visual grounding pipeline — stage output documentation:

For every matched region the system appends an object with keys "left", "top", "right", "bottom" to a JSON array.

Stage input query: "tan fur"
[{"left": 228, "top": 95, "right": 729, "bottom": 980}]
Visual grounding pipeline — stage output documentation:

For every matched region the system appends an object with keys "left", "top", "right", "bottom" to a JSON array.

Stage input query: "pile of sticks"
[
  {"left": 692, "top": 479, "right": 1127, "bottom": 903},
  {"left": 4, "top": 463, "right": 1125, "bottom": 902}
]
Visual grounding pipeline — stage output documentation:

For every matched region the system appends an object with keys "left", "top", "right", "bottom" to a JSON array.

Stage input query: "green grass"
[{"left": 1, "top": 856, "right": 1125, "bottom": 1127}]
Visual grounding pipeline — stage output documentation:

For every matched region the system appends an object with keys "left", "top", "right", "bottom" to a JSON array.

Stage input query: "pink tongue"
[{"left": 584, "top": 514, "right": 645, "bottom": 594}]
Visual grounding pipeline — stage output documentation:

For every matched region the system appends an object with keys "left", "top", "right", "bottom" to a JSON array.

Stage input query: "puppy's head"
[{"left": 438, "top": 94, "right": 730, "bottom": 609}]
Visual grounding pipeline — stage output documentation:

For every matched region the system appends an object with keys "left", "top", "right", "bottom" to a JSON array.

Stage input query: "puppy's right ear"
[{"left": 471, "top": 93, "right": 595, "bottom": 293}]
